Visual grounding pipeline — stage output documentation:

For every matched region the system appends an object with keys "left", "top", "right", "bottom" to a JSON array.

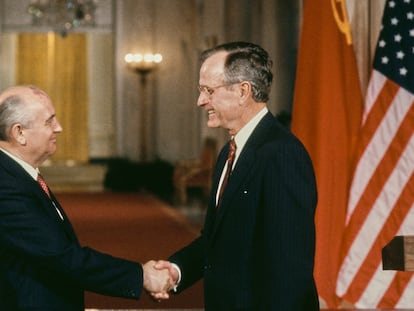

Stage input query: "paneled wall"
[
  {"left": 115, "top": 0, "right": 200, "bottom": 162},
  {"left": 0, "top": 0, "right": 114, "bottom": 163},
  {"left": 115, "top": 0, "right": 302, "bottom": 162},
  {"left": 348, "top": 0, "right": 386, "bottom": 95},
  {"left": 0, "top": 0, "right": 386, "bottom": 164}
]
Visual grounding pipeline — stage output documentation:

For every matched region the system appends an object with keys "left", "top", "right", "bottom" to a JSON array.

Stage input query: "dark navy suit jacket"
[
  {"left": 170, "top": 112, "right": 320, "bottom": 310},
  {"left": 0, "top": 150, "right": 142, "bottom": 310}
]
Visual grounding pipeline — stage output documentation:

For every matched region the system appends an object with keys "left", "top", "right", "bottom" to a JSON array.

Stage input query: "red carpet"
[{"left": 55, "top": 192, "right": 204, "bottom": 309}]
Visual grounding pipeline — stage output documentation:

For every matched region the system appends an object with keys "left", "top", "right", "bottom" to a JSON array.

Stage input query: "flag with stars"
[{"left": 336, "top": 0, "right": 414, "bottom": 307}]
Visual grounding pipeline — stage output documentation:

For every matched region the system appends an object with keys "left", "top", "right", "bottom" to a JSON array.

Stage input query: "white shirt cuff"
[{"left": 170, "top": 263, "right": 181, "bottom": 292}]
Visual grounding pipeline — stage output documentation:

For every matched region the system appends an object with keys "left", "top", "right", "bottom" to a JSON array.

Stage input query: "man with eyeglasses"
[{"left": 153, "top": 42, "right": 319, "bottom": 310}]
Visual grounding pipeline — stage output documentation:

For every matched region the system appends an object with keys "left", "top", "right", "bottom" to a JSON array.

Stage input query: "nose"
[
  {"left": 54, "top": 120, "right": 63, "bottom": 132},
  {"left": 197, "top": 92, "right": 208, "bottom": 107}
]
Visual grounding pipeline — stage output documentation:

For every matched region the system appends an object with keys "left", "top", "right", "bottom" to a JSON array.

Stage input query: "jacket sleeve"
[
  {"left": 0, "top": 177, "right": 143, "bottom": 299},
  {"left": 169, "top": 234, "right": 205, "bottom": 292}
]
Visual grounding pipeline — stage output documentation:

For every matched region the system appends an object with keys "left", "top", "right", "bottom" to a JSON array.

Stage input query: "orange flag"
[{"left": 291, "top": 0, "right": 363, "bottom": 307}]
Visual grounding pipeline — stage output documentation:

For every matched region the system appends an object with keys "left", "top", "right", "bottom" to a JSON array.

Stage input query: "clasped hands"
[{"left": 142, "top": 260, "right": 179, "bottom": 300}]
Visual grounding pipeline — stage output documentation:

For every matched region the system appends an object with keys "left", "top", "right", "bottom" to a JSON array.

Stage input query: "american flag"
[{"left": 336, "top": 0, "right": 414, "bottom": 307}]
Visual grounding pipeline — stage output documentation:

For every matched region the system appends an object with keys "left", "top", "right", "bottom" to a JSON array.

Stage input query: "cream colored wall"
[
  {"left": 115, "top": 0, "right": 302, "bottom": 162},
  {"left": 0, "top": 0, "right": 115, "bottom": 161},
  {"left": 0, "top": 33, "right": 15, "bottom": 88},
  {"left": 115, "top": 0, "right": 200, "bottom": 162},
  {"left": 349, "top": 0, "right": 386, "bottom": 97},
  {"left": 88, "top": 33, "right": 115, "bottom": 158},
  {"left": 188, "top": 0, "right": 302, "bottom": 151},
  {"left": 0, "top": 0, "right": 387, "bottom": 164}
]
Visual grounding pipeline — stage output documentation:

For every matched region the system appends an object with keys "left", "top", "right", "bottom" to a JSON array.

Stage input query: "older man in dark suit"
[
  {"left": 0, "top": 85, "right": 171, "bottom": 310},
  {"left": 153, "top": 42, "right": 320, "bottom": 310}
]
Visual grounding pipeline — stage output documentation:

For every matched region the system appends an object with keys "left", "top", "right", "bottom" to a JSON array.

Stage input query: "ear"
[
  {"left": 10, "top": 124, "right": 27, "bottom": 145},
  {"left": 239, "top": 81, "right": 251, "bottom": 103}
]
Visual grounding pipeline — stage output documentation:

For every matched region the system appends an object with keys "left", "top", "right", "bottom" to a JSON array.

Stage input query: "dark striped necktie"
[{"left": 217, "top": 138, "right": 237, "bottom": 207}]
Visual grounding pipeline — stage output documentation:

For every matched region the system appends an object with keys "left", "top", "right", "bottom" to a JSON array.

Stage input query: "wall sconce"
[
  {"left": 124, "top": 52, "right": 163, "bottom": 162},
  {"left": 124, "top": 53, "right": 163, "bottom": 75}
]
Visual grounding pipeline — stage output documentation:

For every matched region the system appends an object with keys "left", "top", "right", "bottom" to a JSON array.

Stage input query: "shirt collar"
[{"left": 233, "top": 107, "right": 268, "bottom": 160}]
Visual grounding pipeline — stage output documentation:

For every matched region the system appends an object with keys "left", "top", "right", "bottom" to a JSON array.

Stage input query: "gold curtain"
[{"left": 16, "top": 33, "right": 88, "bottom": 163}]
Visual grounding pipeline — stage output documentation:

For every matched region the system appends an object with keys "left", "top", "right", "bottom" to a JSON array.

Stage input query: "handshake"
[{"left": 142, "top": 259, "right": 179, "bottom": 300}]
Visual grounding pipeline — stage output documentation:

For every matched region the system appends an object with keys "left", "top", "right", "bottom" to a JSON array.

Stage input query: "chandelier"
[{"left": 27, "top": 0, "right": 98, "bottom": 36}]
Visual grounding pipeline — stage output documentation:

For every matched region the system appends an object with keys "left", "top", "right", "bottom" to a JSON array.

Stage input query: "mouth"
[{"left": 207, "top": 109, "right": 215, "bottom": 117}]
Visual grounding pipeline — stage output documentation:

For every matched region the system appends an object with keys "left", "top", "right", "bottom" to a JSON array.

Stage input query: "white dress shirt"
[{"left": 215, "top": 107, "right": 268, "bottom": 205}]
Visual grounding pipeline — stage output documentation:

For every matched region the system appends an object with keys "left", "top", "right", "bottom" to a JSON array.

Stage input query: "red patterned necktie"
[
  {"left": 37, "top": 174, "right": 51, "bottom": 198},
  {"left": 37, "top": 173, "right": 64, "bottom": 220},
  {"left": 217, "top": 138, "right": 237, "bottom": 207}
]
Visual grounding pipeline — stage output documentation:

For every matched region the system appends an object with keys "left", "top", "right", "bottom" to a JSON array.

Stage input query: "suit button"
[{"left": 127, "top": 289, "right": 137, "bottom": 297}]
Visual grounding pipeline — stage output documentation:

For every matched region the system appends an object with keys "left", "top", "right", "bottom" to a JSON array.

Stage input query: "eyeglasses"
[{"left": 197, "top": 84, "right": 230, "bottom": 96}]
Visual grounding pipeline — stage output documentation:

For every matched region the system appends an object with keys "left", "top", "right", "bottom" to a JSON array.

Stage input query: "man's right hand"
[{"left": 142, "top": 260, "right": 173, "bottom": 299}]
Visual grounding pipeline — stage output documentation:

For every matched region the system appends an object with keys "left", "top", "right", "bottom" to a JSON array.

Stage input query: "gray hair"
[
  {"left": 0, "top": 95, "right": 34, "bottom": 141},
  {"left": 200, "top": 41, "right": 273, "bottom": 102}
]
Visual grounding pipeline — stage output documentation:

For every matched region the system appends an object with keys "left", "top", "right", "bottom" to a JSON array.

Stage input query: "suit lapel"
[
  {"left": 49, "top": 191, "right": 79, "bottom": 241},
  {"left": 203, "top": 147, "right": 226, "bottom": 237},
  {"left": 0, "top": 151, "right": 78, "bottom": 241},
  {"left": 210, "top": 147, "right": 255, "bottom": 238},
  {"left": 207, "top": 112, "right": 276, "bottom": 241}
]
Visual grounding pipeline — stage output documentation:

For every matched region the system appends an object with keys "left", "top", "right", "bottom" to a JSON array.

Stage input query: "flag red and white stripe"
[{"left": 336, "top": 0, "right": 414, "bottom": 307}]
